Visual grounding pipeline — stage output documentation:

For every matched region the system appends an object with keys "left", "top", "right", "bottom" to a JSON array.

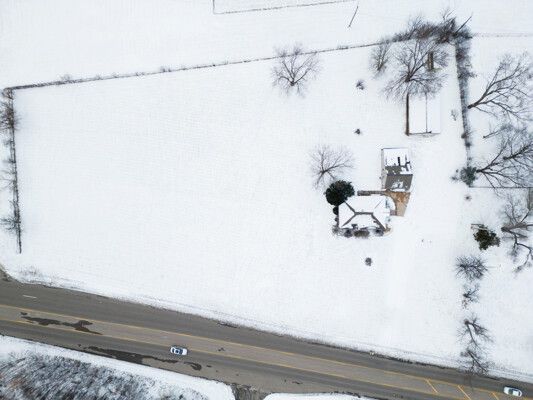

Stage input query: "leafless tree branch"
[
  {"left": 468, "top": 53, "right": 532, "bottom": 122},
  {"left": 461, "top": 315, "right": 492, "bottom": 347},
  {"left": 461, "top": 283, "right": 480, "bottom": 308},
  {"left": 456, "top": 255, "right": 487, "bottom": 281},
  {"left": 272, "top": 44, "right": 320, "bottom": 96},
  {"left": 460, "top": 346, "right": 491, "bottom": 375},
  {"left": 384, "top": 37, "right": 448, "bottom": 101},
  {"left": 475, "top": 125, "right": 533, "bottom": 188},
  {"left": 310, "top": 145, "right": 354, "bottom": 189},
  {"left": 0, "top": 99, "right": 17, "bottom": 133},
  {"left": 0, "top": 200, "right": 21, "bottom": 234},
  {"left": 459, "top": 315, "right": 492, "bottom": 375},
  {"left": 501, "top": 189, "right": 533, "bottom": 272},
  {"left": 370, "top": 41, "right": 391, "bottom": 76}
]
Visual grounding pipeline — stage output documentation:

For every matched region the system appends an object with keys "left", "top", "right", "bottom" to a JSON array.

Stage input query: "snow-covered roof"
[
  {"left": 339, "top": 196, "right": 392, "bottom": 230},
  {"left": 382, "top": 148, "right": 412, "bottom": 175}
]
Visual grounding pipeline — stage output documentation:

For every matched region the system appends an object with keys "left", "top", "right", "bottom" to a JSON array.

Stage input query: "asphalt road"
[{"left": 0, "top": 274, "right": 531, "bottom": 400}]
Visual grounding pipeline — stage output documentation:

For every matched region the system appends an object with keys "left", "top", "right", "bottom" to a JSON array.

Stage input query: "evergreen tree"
[
  {"left": 474, "top": 227, "right": 500, "bottom": 250},
  {"left": 325, "top": 180, "right": 355, "bottom": 206}
]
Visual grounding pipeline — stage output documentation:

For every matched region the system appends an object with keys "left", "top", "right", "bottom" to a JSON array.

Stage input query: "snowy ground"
[
  {"left": 2, "top": 41, "right": 531, "bottom": 379},
  {"left": 0, "top": 335, "right": 233, "bottom": 400},
  {"left": 1, "top": 0, "right": 532, "bottom": 90},
  {"left": 0, "top": 0, "right": 532, "bottom": 385},
  {"left": 455, "top": 35, "right": 533, "bottom": 378}
]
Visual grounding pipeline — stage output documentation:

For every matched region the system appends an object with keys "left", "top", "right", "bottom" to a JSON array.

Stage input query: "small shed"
[{"left": 381, "top": 148, "right": 413, "bottom": 191}]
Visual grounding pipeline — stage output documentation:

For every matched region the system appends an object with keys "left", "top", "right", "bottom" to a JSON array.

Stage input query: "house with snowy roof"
[{"left": 336, "top": 196, "right": 393, "bottom": 236}]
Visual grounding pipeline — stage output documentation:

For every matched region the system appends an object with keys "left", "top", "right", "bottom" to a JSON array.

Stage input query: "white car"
[
  {"left": 503, "top": 387, "right": 522, "bottom": 397},
  {"left": 170, "top": 346, "right": 188, "bottom": 356}
]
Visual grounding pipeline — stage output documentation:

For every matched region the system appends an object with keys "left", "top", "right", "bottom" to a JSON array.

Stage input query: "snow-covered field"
[
  {"left": 0, "top": 335, "right": 233, "bottom": 400},
  {"left": 455, "top": 35, "right": 533, "bottom": 378},
  {"left": 0, "top": 0, "right": 532, "bottom": 386},
  {"left": 1, "top": 0, "right": 532, "bottom": 90}
]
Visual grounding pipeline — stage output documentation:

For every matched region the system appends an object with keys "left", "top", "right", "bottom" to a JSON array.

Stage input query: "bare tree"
[
  {"left": 468, "top": 53, "right": 532, "bottom": 121},
  {"left": 272, "top": 44, "right": 320, "bottom": 96},
  {"left": 370, "top": 13, "right": 465, "bottom": 134},
  {"left": 370, "top": 41, "right": 391, "bottom": 76},
  {"left": 460, "top": 346, "right": 490, "bottom": 375},
  {"left": 310, "top": 145, "right": 354, "bottom": 189},
  {"left": 501, "top": 189, "right": 532, "bottom": 272},
  {"left": 0, "top": 98, "right": 16, "bottom": 133},
  {"left": 390, "top": 11, "right": 468, "bottom": 44},
  {"left": 455, "top": 255, "right": 487, "bottom": 281},
  {"left": 461, "top": 283, "right": 480, "bottom": 308},
  {"left": 459, "top": 314, "right": 492, "bottom": 374},
  {"left": 0, "top": 215, "right": 19, "bottom": 233},
  {"left": 474, "top": 125, "right": 533, "bottom": 188},
  {"left": 461, "top": 315, "right": 491, "bottom": 347},
  {"left": 0, "top": 90, "right": 22, "bottom": 252},
  {"left": 0, "top": 163, "right": 17, "bottom": 193},
  {"left": 0, "top": 201, "right": 21, "bottom": 235},
  {"left": 384, "top": 37, "right": 449, "bottom": 100},
  {"left": 481, "top": 123, "right": 512, "bottom": 139},
  {"left": 459, "top": 315, "right": 492, "bottom": 375},
  {"left": 383, "top": 36, "right": 448, "bottom": 134}
]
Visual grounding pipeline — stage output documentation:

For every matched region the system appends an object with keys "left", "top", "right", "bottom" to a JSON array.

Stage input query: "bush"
[
  {"left": 365, "top": 257, "right": 372, "bottom": 266},
  {"left": 451, "top": 109, "right": 458, "bottom": 121},
  {"left": 474, "top": 227, "right": 500, "bottom": 250},
  {"left": 459, "top": 166, "right": 477, "bottom": 186},
  {"left": 353, "top": 229, "right": 370, "bottom": 238},
  {"left": 325, "top": 180, "right": 355, "bottom": 206},
  {"left": 332, "top": 206, "right": 339, "bottom": 215}
]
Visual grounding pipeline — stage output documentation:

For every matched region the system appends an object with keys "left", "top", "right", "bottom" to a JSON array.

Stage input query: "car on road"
[
  {"left": 170, "top": 346, "right": 188, "bottom": 356},
  {"left": 503, "top": 387, "right": 522, "bottom": 397}
]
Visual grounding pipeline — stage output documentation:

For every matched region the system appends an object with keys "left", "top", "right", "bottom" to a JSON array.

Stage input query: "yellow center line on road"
[
  {"left": 491, "top": 393, "right": 500, "bottom": 400},
  {"left": 427, "top": 379, "right": 439, "bottom": 394},
  {"left": 0, "top": 303, "right": 437, "bottom": 381},
  {"left": 458, "top": 385, "right": 473, "bottom": 400},
  {"left": 0, "top": 317, "right": 464, "bottom": 400},
  {"left": 1, "top": 304, "right": 531, "bottom": 400}
]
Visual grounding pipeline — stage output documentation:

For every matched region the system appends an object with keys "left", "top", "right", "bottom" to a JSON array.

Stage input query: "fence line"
[
  {"left": 212, "top": 0, "right": 356, "bottom": 15},
  {"left": 6, "top": 41, "right": 385, "bottom": 93},
  {"left": 3, "top": 90, "right": 22, "bottom": 253}
]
